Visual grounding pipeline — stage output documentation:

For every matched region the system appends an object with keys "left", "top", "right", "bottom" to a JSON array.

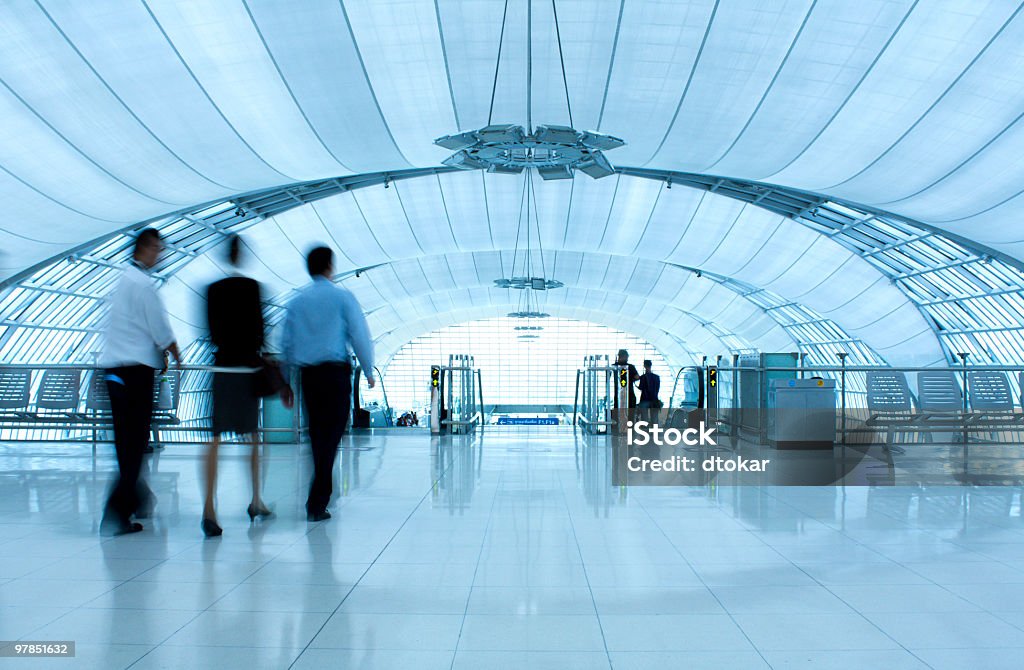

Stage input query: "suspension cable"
[
  {"left": 551, "top": 0, "right": 573, "bottom": 128},
  {"left": 488, "top": 0, "right": 510, "bottom": 125}
]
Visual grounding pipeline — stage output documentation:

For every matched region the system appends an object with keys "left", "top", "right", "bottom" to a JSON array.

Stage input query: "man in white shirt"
[{"left": 99, "top": 228, "right": 181, "bottom": 536}]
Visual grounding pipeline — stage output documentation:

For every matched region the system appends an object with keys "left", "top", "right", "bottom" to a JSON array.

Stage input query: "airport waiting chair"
[
  {"left": 84, "top": 372, "right": 112, "bottom": 447},
  {"left": 968, "top": 371, "right": 1015, "bottom": 414},
  {"left": 866, "top": 370, "right": 916, "bottom": 450},
  {"left": 917, "top": 370, "right": 966, "bottom": 441},
  {"left": 866, "top": 370, "right": 914, "bottom": 413},
  {"left": 917, "top": 371, "right": 964, "bottom": 413},
  {"left": 35, "top": 369, "right": 82, "bottom": 415},
  {"left": 85, "top": 371, "right": 111, "bottom": 413},
  {"left": 967, "top": 370, "right": 1024, "bottom": 441},
  {"left": 0, "top": 367, "right": 32, "bottom": 419},
  {"left": 150, "top": 370, "right": 181, "bottom": 448}
]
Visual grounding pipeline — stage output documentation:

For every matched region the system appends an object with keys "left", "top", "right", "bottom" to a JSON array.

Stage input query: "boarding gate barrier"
[
  {"left": 575, "top": 355, "right": 630, "bottom": 435},
  {"left": 429, "top": 354, "right": 482, "bottom": 435}
]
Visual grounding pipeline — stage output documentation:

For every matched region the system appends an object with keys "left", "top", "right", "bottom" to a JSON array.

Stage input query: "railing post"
[
  {"left": 957, "top": 352, "right": 969, "bottom": 450},
  {"left": 476, "top": 369, "right": 484, "bottom": 427},
  {"left": 837, "top": 352, "right": 847, "bottom": 446},
  {"left": 573, "top": 369, "right": 581, "bottom": 426}
]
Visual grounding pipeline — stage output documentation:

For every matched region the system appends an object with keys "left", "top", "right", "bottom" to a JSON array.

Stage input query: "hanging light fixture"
[
  {"left": 434, "top": 0, "right": 625, "bottom": 180},
  {"left": 498, "top": 171, "right": 562, "bottom": 313},
  {"left": 507, "top": 266, "right": 551, "bottom": 324}
]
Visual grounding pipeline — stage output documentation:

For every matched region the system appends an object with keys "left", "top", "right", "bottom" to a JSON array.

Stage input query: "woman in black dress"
[{"left": 201, "top": 235, "right": 272, "bottom": 536}]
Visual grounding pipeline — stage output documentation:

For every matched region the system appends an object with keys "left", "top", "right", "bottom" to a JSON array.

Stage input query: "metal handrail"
[
  {"left": 443, "top": 412, "right": 482, "bottom": 427},
  {"left": 372, "top": 365, "right": 392, "bottom": 426},
  {"left": 0, "top": 363, "right": 260, "bottom": 372},
  {"left": 716, "top": 364, "right": 1024, "bottom": 373}
]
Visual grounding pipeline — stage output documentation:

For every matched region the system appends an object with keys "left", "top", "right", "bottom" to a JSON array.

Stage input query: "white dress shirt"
[{"left": 99, "top": 263, "right": 176, "bottom": 369}]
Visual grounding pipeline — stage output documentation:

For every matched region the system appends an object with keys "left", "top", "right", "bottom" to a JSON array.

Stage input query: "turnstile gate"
[
  {"left": 430, "top": 354, "right": 482, "bottom": 434},
  {"left": 576, "top": 355, "right": 630, "bottom": 434}
]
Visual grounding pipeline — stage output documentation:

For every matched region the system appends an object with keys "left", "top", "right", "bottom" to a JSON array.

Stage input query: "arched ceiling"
[
  {"left": 2, "top": 1, "right": 1024, "bottom": 366},
  {"left": 156, "top": 171, "right": 936, "bottom": 364}
]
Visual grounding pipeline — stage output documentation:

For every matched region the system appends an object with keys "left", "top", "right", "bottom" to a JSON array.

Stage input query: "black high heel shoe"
[
  {"left": 247, "top": 503, "right": 274, "bottom": 522},
  {"left": 201, "top": 518, "right": 223, "bottom": 537}
]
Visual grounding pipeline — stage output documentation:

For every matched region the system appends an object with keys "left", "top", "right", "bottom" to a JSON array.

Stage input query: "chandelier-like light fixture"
[
  {"left": 435, "top": 0, "right": 624, "bottom": 181},
  {"left": 436, "top": 124, "right": 623, "bottom": 180},
  {"left": 508, "top": 310, "right": 550, "bottom": 319}
]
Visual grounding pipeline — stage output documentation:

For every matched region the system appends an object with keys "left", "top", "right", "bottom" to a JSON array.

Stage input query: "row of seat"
[
  {"left": 866, "top": 369, "right": 1024, "bottom": 428},
  {"left": 0, "top": 367, "right": 179, "bottom": 423}
]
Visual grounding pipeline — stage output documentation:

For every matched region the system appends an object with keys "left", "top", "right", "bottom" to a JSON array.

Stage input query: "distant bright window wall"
[{"left": 376, "top": 317, "right": 670, "bottom": 413}]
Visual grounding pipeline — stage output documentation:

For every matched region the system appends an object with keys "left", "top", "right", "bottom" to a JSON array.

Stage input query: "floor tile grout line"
[
  {"left": 743, "top": 486, "right": 1024, "bottom": 640},
  {"left": 557, "top": 467, "right": 614, "bottom": 669},
  {"left": 0, "top": 464, "right": 300, "bottom": 661},
  {"left": 704, "top": 485, "right": 939, "bottom": 670},
  {"left": 11, "top": 437, "right": 1024, "bottom": 665},
  {"left": 286, "top": 437, "right": 469, "bottom": 670},
  {"left": 3, "top": 527, "right": 212, "bottom": 658},
  {"left": 120, "top": 516, "right": 314, "bottom": 669},
  {"left": 755, "top": 486, "right": 1013, "bottom": 628},
  {"left": 448, "top": 467, "right": 504, "bottom": 670},
  {"left": 630, "top": 492, "right": 775, "bottom": 669},
  {"left": 118, "top": 444, "right": 381, "bottom": 670},
  {"left": 759, "top": 485, "right": 1024, "bottom": 567}
]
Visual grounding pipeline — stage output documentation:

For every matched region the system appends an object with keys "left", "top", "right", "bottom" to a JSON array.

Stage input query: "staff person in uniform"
[
  {"left": 281, "top": 246, "right": 374, "bottom": 522},
  {"left": 201, "top": 234, "right": 273, "bottom": 537},
  {"left": 614, "top": 349, "right": 640, "bottom": 428},
  {"left": 99, "top": 228, "right": 180, "bottom": 536}
]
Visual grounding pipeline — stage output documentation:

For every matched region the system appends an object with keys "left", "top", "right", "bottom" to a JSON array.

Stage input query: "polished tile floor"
[{"left": 1, "top": 428, "right": 1024, "bottom": 669}]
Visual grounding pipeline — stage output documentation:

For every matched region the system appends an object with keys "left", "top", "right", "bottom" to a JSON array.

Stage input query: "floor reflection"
[{"left": 0, "top": 429, "right": 1023, "bottom": 668}]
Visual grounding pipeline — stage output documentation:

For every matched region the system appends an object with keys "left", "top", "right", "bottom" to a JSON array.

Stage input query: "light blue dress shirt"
[{"left": 280, "top": 277, "right": 375, "bottom": 382}]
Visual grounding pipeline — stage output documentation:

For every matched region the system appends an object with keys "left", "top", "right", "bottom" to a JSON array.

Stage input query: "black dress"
[{"left": 206, "top": 275, "right": 264, "bottom": 435}]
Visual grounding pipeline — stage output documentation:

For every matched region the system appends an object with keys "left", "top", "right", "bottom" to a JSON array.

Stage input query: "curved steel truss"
[{"left": 1, "top": 166, "right": 1021, "bottom": 367}]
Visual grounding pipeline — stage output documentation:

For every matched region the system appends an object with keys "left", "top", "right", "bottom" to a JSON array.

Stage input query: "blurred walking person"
[
  {"left": 201, "top": 235, "right": 273, "bottom": 537},
  {"left": 99, "top": 228, "right": 180, "bottom": 536},
  {"left": 281, "top": 246, "right": 374, "bottom": 522}
]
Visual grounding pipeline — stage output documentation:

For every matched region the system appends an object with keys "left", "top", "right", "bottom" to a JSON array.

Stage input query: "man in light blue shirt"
[{"left": 281, "top": 246, "right": 375, "bottom": 522}]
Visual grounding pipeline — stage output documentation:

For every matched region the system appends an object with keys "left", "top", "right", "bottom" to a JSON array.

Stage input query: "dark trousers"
[
  {"left": 300, "top": 362, "right": 352, "bottom": 514},
  {"left": 103, "top": 365, "right": 155, "bottom": 529}
]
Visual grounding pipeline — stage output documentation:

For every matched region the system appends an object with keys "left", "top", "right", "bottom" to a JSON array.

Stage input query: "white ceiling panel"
[{"left": 3, "top": 1, "right": 1022, "bottom": 368}]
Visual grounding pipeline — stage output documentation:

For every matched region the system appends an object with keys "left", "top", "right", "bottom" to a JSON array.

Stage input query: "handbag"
[{"left": 253, "top": 355, "right": 288, "bottom": 398}]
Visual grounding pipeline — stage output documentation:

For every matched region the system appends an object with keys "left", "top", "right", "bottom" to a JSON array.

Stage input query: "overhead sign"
[{"left": 496, "top": 417, "right": 559, "bottom": 425}]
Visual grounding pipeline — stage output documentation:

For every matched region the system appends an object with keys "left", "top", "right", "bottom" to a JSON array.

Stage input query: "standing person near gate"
[
  {"left": 638, "top": 359, "right": 662, "bottom": 424},
  {"left": 616, "top": 349, "right": 640, "bottom": 409},
  {"left": 281, "top": 246, "right": 375, "bottom": 522},
  {"left": 201, "top": 234, "right": 273, "bottom": 538},
  {"left": 99, "top": 228, "right": 181, "bottom": 536},
  {"left": 613, "top": 349, "right": 640, "bottom": 431}
]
